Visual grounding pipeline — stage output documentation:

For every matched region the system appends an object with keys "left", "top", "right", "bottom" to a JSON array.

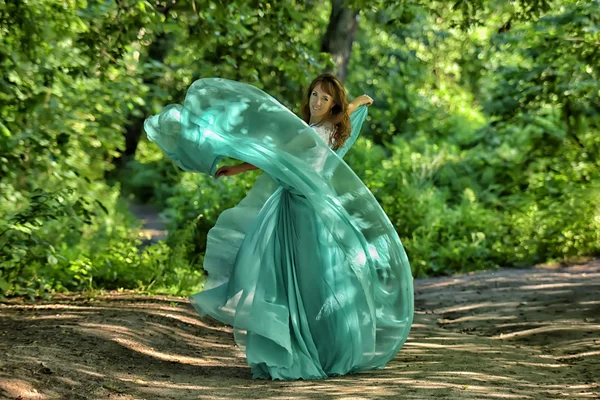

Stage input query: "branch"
[{"left": 565, "top": 37, "right": 600, "bottom": 45}]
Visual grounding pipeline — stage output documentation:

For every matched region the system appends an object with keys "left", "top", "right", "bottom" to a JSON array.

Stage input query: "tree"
[{"left": 321, "top": 0, "right": 359, "bottom": 83}]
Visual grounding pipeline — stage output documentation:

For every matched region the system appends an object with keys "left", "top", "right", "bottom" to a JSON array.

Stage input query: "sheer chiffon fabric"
[{"left": 144, "top": 78, "right": 413, "bottom": 380}]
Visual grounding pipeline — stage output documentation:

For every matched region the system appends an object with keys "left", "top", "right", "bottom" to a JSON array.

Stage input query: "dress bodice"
[{"left": 310, "top": 122, "right": 335, "bottom": 148}]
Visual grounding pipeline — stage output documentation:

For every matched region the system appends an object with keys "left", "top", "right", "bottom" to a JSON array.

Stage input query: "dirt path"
[
  {"left": 1, "top": 261, "right": 599, "bottom": 400},
  {"left": 128, "top": 203, "right": 168, "bottom": 247}
]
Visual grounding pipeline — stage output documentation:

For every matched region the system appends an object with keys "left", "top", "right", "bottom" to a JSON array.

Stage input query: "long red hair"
[{"left": 301, "top": 73, "right": 351, "bottom": 150}]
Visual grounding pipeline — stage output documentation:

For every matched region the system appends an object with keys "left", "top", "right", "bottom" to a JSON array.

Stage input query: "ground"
[{"left": 1, "top": 259, "right": 598, "bottom": 400}]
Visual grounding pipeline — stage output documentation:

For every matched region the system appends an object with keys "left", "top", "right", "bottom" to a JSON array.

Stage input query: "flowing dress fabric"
[{"left": 144, "top": 78, "right": 414, "bottom": 380}]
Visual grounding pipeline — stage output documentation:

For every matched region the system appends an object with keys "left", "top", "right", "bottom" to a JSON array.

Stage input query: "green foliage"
[
  {"left": 0, "top": 0, "right": 329, "bottom": 297},
  {"left": 1, "top": 0, "right": 599, "bottom": 298},
  {"left": 126, "top": 145, "right": 263, "bottom": 262},
  {"left": 357, "top": 135, "right": 600, "bottom": 276},
  {"left": 339, "top": 0, "right": 600, "bottom": 275}
]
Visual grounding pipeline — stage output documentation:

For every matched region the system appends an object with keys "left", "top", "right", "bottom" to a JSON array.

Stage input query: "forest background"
[{"left": 1, "top": 0, "right": 598, "bottom": 298}]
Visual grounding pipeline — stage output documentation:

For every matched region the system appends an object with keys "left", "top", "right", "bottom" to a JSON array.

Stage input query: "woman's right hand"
[{"left": 216, "top": 165, "right": 241, "bottom": 178}]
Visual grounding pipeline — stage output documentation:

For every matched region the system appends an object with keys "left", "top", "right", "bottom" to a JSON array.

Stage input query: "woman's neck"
[{"left": 309, "top": 115, "right": 326, "bottom": 125}]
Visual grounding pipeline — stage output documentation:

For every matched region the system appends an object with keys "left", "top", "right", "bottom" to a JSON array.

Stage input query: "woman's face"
[{"left": 309, "top": 83, "right": 335, "bottom": 119}]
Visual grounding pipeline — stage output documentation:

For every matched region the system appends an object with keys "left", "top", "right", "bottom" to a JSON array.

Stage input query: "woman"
[
  {"left": 214, "top": 74, "right": 373, "bottom": 178},
  {"left": 144, "top": 74, "right": 413, "bottom": 380}
]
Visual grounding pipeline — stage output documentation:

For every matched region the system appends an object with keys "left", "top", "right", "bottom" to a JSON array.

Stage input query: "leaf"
[
  {"left": 47, "top": 255, "right": 58, "bottom": 266},
  {"left": 0, "top": 121, "right": 10, "bottom": 137},
  {"left": 0, "top": 277, "right": 9, "bottom": 294}
]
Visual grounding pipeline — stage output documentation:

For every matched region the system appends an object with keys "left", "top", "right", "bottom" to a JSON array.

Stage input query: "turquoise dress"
[{"left": 144, "top": 78, "right": 414, "bottom": 380}]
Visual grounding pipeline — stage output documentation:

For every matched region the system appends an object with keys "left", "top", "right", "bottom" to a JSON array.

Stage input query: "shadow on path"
[{"left": 1, "top": 262, "right": 599, "bottom": 399}]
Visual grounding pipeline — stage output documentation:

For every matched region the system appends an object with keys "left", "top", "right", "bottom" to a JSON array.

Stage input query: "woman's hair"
[{"left": 301, "top": 73, "right": 351, "bottom": 150}]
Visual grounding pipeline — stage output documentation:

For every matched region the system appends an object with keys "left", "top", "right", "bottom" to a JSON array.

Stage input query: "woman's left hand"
[{"left": 358, "top": 94, "right": 374, "bottom": 107}]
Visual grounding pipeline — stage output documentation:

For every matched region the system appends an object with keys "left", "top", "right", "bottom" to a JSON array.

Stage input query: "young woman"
[
  {"left": 144, "top": 74, "right": 413, "bottom": 380},
  {"left": 214, "top": 74, "right": 373, "bottom": 178}
]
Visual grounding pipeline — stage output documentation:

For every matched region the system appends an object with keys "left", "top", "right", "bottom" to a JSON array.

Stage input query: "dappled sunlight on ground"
[{"left": 1, "top": 261, "right": 599, "bottom": 399}]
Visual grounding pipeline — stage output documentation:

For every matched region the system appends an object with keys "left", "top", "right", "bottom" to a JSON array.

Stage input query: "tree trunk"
[{"left": 320, "top": 0, "right": 359, "bottom": 83}]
